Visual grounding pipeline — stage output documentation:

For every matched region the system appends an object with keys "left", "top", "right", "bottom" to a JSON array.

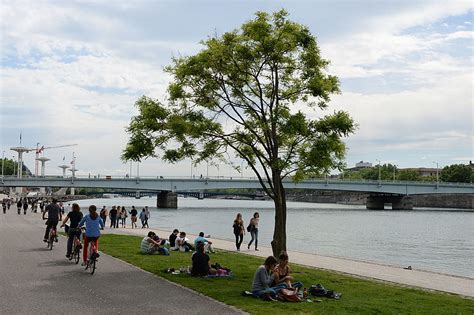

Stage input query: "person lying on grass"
[
  {"left": 251, "top": 256, "right": 288, "bottom": 301},
  {"left": 140, "top": 231, "right": 169, "bottom": 255},
  {"left": 191, "top": 241, "right": 217, "bottom": 277},
  {"left": 273, "top": 251, "right": 303, "bottom": 290}
]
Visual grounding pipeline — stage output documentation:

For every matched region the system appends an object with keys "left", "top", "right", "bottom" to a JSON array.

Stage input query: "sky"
[{"left": 0, "top": 0, "right": 473, "bottom": 178}]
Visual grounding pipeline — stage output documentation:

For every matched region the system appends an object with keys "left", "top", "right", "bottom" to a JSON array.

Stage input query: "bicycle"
[
  {"left": 85, "top": 237, "right": 99, "bottom": 275},
  {"left": 69, "top": 228, "right": 82, "bottom": 264},
  {"left": 47, "top": 226, "right": 56, "bottom": 250}
]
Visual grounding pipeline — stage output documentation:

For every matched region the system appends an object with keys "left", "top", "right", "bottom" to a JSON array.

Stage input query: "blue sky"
[{"left": 0, "top": 0, "right": 472, "bottom": 177}]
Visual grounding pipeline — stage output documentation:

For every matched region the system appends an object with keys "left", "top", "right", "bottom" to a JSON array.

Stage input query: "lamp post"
[
  {"left": 136, "top": 161, "right": 140, "bottom": 178},
  {"left": 12, "top": 156, "right": 16, "bottom": 177},
  {"left": 1, "top": 151, "right": 4, "bottom": 184},
  {"left": 433, "top": 161, "right": 439, "bottom": 187},
  {"left": 393, "top": 164, "right": 397, "bottom": 182},
  {"left": 376, "top": 159, "right": 381, "bottom": 186}
]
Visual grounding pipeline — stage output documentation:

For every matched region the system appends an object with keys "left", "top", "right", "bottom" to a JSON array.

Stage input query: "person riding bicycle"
[
  {"left": 60, "top": 203, "right": 83, "bottom": 258},
  {"left": 43, "top": 198, "right": 62, "bottom": 242},
  {"left": 78, "top": 205, "right": 104, "bottom": 265}
]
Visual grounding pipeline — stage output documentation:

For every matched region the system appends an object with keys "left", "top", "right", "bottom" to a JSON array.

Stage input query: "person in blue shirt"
[
  {"left": 194, "top": 232, "right": 215, "bottom": 253},
  {"left": 78, "top": 205, "right": 104, "bottom": 265}
]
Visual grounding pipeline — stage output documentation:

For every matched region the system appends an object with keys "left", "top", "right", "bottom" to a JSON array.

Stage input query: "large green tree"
[
  {"left": 440, "top": 164, "right": 472, "bottom": 183},
  {"left": 123, "top": 10, "right": 355, "bottom": 255}
]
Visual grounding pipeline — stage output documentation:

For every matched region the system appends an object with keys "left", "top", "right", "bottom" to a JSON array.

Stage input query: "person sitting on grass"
[
  {"left": 191, "top": 241, "right": 217, "bottom": 277},
  {"left": 251, "top": 256, "right": 287, "bottom": 301},
  {"left": 169, "top": 229, "right": 179, "bottom": 248},
  {"left": 140, "top": 231, "right": 169, "bottom": 255},
  {"left": 273, "top": 251, "right": 303, "bottom": 290},
  {"left": 175, "top": 231, "right": 194, "bottom": 252},
  {"left": 194, "top": 232, "right": 215, "bottom": 253}
]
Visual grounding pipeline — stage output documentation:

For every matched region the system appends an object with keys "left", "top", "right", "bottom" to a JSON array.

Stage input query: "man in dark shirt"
[
  {"left": 42, "top": 198, "right": 62, "bottom": 242},
  {"left": 109, "top": 206, "right": 118, "bottom": 228},
  {"left": 169, "top": 229, "right": 179, "bottom": 248},
  {"left": 191, "top": 241, "right": 216, "bottom": 277}
]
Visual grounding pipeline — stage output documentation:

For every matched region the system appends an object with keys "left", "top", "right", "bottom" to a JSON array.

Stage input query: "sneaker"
[
  {"left": 255, "top": 248, "right": 259, "bottom": 251},
  {"left": 81, "top": 262, "right": 86, "bottom": 266},
  {"left": 43, "top": 239, "right": 48, "bottom": 243},
  {"left": 66, "top": 254, "right": 71, "bottom": 258},
  {"left": 54, "top": 237, "right": 58, "bottom": 242}
]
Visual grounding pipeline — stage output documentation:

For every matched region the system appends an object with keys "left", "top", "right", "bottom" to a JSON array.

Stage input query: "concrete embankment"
[
  {"left": 104, "top": 227, "right": 474, "bottom": 297},
  {"left": 287, "top": 191, "right": 474, "bottom": 209}
]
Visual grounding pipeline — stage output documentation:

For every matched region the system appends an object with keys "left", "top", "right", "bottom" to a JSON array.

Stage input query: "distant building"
[
  {"left": 346, "top": 161, "right": 373, "bottom": 172},
  {"left": 414, "top": 167, "right": 439, "bottom": 177}
]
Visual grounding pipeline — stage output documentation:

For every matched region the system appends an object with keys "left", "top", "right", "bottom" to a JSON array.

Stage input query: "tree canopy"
[
  {"left": 123, "top": 10, "right": 355, "bottom": 255},
  {"left": 440, "top": 164, "right": 472, "bottom": 183}
]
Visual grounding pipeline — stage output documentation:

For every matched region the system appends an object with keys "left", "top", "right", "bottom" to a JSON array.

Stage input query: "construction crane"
[{"left": 35, "top": 143, "right": 78, "bottom": 176}]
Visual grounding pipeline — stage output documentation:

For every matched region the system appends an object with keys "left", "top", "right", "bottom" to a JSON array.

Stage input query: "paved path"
[
  {"left": 104, "top": 226, "right": 474, "bottom": 298},
  {"left": 0, "top": 212, "right": 243, "bottom": 314}
]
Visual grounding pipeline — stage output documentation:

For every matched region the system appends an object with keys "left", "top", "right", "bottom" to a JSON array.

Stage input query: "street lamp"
[
  {"left": 376, "top": 159, "right": 381, "bottom": 185},
  {"left": 393, "top": 164, "right": 397, "bottom": 182},
  {"left": 12, "top": 156, "right": 16, "bottom": 177},
  {"left": 433, "top": 161, "right": 439, "bottom": 187},
  {"left": 1, "top": 151, "right": 4, "bottom": 184}
]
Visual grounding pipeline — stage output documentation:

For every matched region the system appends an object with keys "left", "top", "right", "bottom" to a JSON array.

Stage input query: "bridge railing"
[{"left": 2, "top": 174, "right": 473, "bottom": 187}]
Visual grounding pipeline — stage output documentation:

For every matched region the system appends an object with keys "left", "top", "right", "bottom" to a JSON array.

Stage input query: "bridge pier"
[
  {"left": 157, "top": 191, "right": 177, "bottom": 209},
  {"left": 392, "top": 196, "right": 413, "bottom": 210},
  {"left": 366, "top": 195, "right": 385, "bottom": 210},
  {"left": 366, "top": 195, "right": 413, "bottom": 210}
]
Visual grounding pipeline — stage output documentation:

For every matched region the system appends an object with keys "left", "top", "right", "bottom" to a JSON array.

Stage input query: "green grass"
[{"left": 99, "top": 234, "right": 474, "bottom": 315}]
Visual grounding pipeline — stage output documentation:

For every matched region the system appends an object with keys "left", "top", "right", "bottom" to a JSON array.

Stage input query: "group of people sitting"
[
  {"left": 251, "top": 252, "right": 302, "bottom": 300},
  {"left": 140, "top": 229, "right": 214, "bottom": 257},
  {"left": 140, "top": 228, "right": 301, "bottom": 296}
]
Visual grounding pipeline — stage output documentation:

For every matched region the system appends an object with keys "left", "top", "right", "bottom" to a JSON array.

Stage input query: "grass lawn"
[{"left": 99, "top": 234, "right": 473, "bottom": 315}]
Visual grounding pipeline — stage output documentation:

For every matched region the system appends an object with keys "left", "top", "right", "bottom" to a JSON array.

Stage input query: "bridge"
[{"left": 1, "top": 176, "right": 473, "bottom": 209}]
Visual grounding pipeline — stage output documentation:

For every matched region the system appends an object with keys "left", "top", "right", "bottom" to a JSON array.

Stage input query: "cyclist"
[
  {"left": 78, "top": 205, "right": 104, "bottom": 265},
  {"left": 60, "top": 203, "right": 83, "bottom": 258},
  {"left": 43, "top": 198, "right": 62, "bottom": 242}
]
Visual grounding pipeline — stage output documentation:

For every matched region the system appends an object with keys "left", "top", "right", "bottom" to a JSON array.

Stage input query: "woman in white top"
[{"left": 247, "top": 212, "right": 259, "bottom": 251}]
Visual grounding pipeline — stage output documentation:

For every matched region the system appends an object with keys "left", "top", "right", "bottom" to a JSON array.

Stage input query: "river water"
[{"left": 74, "top": 197, "right": 474, "bottom": 278}]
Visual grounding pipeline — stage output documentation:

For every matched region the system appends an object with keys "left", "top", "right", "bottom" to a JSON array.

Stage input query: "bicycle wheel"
[
  {"left": 48, "top": 234, "right": 53, "bottom": 250},
  {"left": 74, "top": 247, "right": 80, "bottom": 264},
  {"left": 90, "top": 258, "right": 96, "bottom": 275}
]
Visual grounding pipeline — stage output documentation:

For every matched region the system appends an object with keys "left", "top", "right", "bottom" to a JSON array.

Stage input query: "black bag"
[
  {"left": 309, "top": 284, "right": 328, "bottom": 297},
  {"left": 246, "top": 224, "right": 254, "bottom": 232}
]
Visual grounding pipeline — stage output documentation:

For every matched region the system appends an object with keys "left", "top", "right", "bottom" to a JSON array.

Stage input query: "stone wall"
[{"left": 286, "top": 190, "right": 474, "bottom": 209}]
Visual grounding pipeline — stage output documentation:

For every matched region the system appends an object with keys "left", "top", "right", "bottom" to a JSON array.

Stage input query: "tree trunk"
[{"left": 271, "top": 175, "right": 287, "bottom": 257}]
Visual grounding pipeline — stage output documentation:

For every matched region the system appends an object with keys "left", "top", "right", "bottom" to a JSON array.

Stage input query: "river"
[{"left": 74, "top": 197, "right": 473, "bottom": 278}]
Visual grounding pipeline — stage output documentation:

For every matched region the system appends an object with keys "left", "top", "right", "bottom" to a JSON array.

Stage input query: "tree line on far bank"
[{"left": 342, "top": 163, "right": 473, "bottom": 183}]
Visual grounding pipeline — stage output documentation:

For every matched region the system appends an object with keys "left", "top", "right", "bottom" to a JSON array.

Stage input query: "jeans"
[
  {"left": 67, "top": 229, "right": 81, "bottom": 256},
  {"left": 248, "top": 229, "right": 258, "bottom": 249},
  {"left": 100, "top": 216, "right": 107, "bottom": 227},
  {"left": 252, "top": 283, "right": 288, "bottom": 298},
  {"left": 234, "top": 233, "right": 243, "bottom": 250},
  {"left": 110, "top": 217, "right": 116, "bottom": 228},
  {"left": 44, "top": 220, "right": 58, "bottom": 239}
]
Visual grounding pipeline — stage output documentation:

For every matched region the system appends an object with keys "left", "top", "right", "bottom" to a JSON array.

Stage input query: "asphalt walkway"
[{"left": 0, "top": 212, "right": 244, "bottom": 314}]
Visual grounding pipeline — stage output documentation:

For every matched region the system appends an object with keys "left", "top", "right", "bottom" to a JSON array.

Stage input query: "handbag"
[{"left": 278, "top": 288, "right": 302, "bottom": 302}]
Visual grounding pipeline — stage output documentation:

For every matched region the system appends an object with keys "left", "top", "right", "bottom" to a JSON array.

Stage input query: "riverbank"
[{"left": 103, "top": 227, "right": 474, "bottom": 297}]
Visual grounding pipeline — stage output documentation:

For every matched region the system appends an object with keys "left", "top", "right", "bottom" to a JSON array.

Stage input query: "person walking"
[
  {"left": 144, "top": 206, "right": 150, "bottom": 228},
  {"left": 120, "top": 206, "right": 127, "bottom": 228},
  {"left": 247, "top": 212, "right": 260, "bottom": 251},
  {"left": 99, "top": 206, "right": 108, "bottom": 229},
  {"left": 22, "top": 199, "right": 28, "bottom": 215},
  {"left": 16, "top": 199, "right": 22, "bottom": 215},
  {"left": 2, "top": 200, "right": 6, "bottom": 214},
  {"left": 129, "top": 206, "right": 138, "bottom": 228},
  {"left": 109, "top": 206, "right": 118, "bottom": 228},
  {"left": 115, "top": 206, "right": 121, "bottom": 228},
  {"left": 139, "top": 208, "right": 146, "bottom": 228},
  {"left": 232, "top": 213, "right": 245, "bottom": 251}
]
